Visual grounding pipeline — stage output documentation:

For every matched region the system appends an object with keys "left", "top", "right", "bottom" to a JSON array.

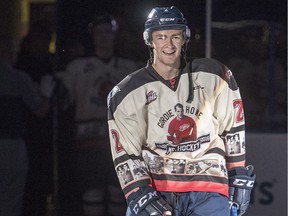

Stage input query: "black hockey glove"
[
  {"left": 126, "top": 185, "right": 172, "bottom": 216},
  {"left": 228, "top": 165, "right": 256, "bottom": 216}
]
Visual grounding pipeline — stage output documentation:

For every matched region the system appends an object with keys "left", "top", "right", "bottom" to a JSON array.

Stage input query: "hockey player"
[
  {"left": 107, "top": 6, "right": 255, "bottom": 216},
  {"left": 59, "top": 13, "right": 139, "bottom": 216}
]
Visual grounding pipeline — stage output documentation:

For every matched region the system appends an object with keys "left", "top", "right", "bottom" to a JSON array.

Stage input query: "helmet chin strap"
[
  {"left": 148, "top": 46, "right": 154, "bottom": 63},
  {"left": 182, "top": 42, "right": 189, "bottom": 62}
]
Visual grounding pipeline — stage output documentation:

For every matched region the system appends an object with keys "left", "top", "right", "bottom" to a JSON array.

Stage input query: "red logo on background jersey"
[{"left": 111, "top": 129, "right": 124, "bottom": 153}]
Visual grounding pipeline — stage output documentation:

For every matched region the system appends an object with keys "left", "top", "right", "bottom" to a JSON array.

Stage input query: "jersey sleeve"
[
  {"left": 107, "top": 85, "right": 151, "bottom": 198},
  {"left": 213, "top": 66, "right": 246, "bottom": 169}
]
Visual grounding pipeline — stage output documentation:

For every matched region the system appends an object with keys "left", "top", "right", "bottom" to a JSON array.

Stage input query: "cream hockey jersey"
[
  {"left": 107, "top": 58, "right": 246, "bottom": 198},
  {"left": 60, "top": 56, "right": 138, "bottom": 145}
]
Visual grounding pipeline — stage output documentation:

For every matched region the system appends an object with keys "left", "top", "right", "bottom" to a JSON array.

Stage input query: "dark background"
[{"left": 55, "top": 0, "right": 287, "bottom": 61}]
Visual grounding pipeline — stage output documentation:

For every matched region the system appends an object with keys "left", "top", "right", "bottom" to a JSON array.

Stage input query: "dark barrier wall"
[{"left": 246, "top": 133, "right": 287, "bottom": 216}]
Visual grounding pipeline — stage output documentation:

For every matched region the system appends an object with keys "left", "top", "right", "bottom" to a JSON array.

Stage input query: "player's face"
[
  {"left": 151, "top": 29, "right": 185, "bottom": 68},
  {"left": 92, "top": 23, "right": 115, "bottom": 49},
  {"left": 175, "top": 107, "right": 184, "bottom": 119}
]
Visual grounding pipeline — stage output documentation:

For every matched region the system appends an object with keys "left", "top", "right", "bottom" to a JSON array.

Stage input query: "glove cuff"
[
  {"left": 127, "top": 185, "right": 153, "bottom": 204},
  {"left": 127, "top": 185, "right": 172, "bottom": 215},
  {"left": 228, "top": 165, "right": 256, "bottom": 190}
]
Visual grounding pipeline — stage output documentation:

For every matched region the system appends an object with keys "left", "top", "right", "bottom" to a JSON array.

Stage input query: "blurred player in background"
[{"left": 59, "top": 12, "right": 139, "bottom": 216}]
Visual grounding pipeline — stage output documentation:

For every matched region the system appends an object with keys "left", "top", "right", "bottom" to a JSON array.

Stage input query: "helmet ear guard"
[
  {"left": 185, "top": 26, "right": 191, "bottom": 42},
  {"left": 143, "top": 31, "right": 150, "bottom": 46}
]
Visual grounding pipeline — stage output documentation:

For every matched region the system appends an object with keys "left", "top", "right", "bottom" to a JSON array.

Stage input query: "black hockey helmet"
[
  {"left": 143, "top": 6, "right": 191, "bottom": 45},
  {"left": 88, "top": 13, "right": 118, "bottom": 33}
]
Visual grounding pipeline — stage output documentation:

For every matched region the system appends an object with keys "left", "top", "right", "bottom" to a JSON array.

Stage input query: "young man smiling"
[
  {"left": 107, "top": 6, "right": 255, "bottom": 216},
  {"left": 151, "top": 29, "right": 184, "bottom": 79}
]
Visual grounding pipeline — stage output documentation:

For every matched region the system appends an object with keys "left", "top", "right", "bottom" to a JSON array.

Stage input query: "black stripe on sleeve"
[
  {"left": 225, "top": 154, "right": 246, "bottom": 163},
  {"left": 113, "top": 153, "right": 145, "bottom": 167},
  {"left": 204, "top": 147, "right": 225, "bottom": 156},
  {"left": 220, "top": 125, "right": 245, "bottom": 137},
  {"left": 151, "top": 173, "right": 227, "bottom": 184}
]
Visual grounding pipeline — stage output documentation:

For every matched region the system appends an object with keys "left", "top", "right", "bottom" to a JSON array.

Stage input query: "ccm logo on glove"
[
  {"left": 132, "top": 190, "right": 157, "bottom": 214},
  {"left": 232, "top": 179, "right": 254, "bottom": 188}
]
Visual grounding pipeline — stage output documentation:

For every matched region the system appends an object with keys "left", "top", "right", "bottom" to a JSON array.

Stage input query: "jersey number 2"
[
  {"left": 111, "top": 129, "right": 124, "bottom": 153},
  {"left": 233, "top": 99, "right": 244, "bottom": 123}
]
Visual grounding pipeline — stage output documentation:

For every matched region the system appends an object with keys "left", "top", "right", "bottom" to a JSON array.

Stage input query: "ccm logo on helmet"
[
  {"left": 233, "top": 179, "right": 254, "bottom": 188},
  {"left": 132, "top": 190, "right": 158, "bottom": 214},
  {"left": 160, "top": 18, "right": 175, "bottom": 22}
]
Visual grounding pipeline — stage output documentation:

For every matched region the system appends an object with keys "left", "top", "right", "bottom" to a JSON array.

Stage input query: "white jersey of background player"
[{"left": 63, "top": 14, "right": 138, "bottom": 133}]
